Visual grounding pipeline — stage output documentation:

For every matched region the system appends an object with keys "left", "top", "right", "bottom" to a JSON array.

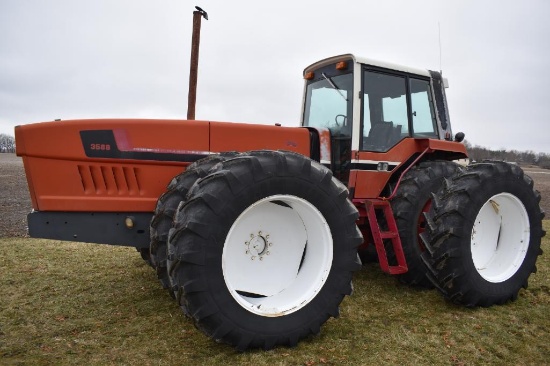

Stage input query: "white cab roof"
[{"left": 304, "top": 53, "right": 431, "bottom": 77}]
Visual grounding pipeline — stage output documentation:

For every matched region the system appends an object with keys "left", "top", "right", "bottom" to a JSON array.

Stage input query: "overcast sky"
[{"left": 1, "top": 0, "right": 549, "bottom": 153}]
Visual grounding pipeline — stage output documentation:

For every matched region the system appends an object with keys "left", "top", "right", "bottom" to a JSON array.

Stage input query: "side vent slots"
[
  {"left": 78, "top": 165, "right": 94, "bottom": 194},
  {"left": 113, "top": 167, "right": 128, "bottom": 195},
  {"left": 77, "top": 165, "right": 142, "bottom": 196},
  {"left": 123, "top": 167, "right": 141, "bottom": 196},
  {"left": 101, "top": 166, "right": 118, "bottom": 195},
  {"left": 90, "top": 166, "right": 106, "bottom": 194}
]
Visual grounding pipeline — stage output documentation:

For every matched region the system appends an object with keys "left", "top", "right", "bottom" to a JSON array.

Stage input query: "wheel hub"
[{"left": 246, "top": 231, "right": 272, "bottom": 260}]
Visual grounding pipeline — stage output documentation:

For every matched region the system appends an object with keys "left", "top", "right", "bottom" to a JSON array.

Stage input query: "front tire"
[
  {"left": 168, "top": 151, "right": 362, "bottom": 350},
  {"left": 421, "top": 161, "right": 545, "bottom": 306},
  {"left": 137, "top": 247, "right": 153, "bottom": 267},
  {"left": 150, "top": 153, "right": 236, "bottom": 295}
]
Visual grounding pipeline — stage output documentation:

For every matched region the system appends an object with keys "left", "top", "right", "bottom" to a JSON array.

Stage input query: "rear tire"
[
  {"left": 420, "top": 161, "right": 545, "bottom": 306},
  {"left": 168, "top": 150, "right": 362, "bottom": 350},
  {"left": 390, "top": 160, "right": 462, "bottom": 287},
  {"left": 150, "top": 153, "right": 237, "bottom": 296}
]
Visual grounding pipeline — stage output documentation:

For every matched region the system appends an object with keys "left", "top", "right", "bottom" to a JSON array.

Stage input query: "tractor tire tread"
[
  {"left": 420, "top": 161, "right": 544, "bottom": 306},
  {"left": 389, "top": 160, "right": 463, "bottom": 287},
  {"left": 169, "top": 150, "right": 362, "bottom": 350}
]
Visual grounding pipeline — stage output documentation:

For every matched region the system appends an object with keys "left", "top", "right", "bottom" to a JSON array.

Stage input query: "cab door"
[{"left": 352, "top": 68, "right": 438, "bottom": 198}]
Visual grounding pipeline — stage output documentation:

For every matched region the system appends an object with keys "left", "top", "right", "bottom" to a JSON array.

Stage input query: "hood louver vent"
[{"left": 77, "top": 165, "right": 142, "bottom": 195}]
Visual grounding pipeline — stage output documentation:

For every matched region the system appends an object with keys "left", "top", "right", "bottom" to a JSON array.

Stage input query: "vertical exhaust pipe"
[{"left": 187, "top": 6, "right": 208, "bottom": 120}]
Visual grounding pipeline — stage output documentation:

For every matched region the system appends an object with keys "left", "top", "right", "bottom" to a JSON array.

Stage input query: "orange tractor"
[{"left": 15, "top": 54, "right": 545, "bottom": 350}]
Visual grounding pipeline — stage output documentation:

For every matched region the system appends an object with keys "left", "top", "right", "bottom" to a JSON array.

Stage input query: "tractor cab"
[{"left": 301, "top": 54, "right": 465, "bottom": 195}]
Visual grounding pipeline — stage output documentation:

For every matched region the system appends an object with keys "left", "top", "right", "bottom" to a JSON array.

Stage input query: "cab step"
[{"left": 364, "top": 199, "right": 408, "bottom": 275}]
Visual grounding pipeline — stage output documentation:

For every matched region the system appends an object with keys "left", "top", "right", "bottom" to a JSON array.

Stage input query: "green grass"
[{"left": 1, "top": 222, "right": 549, "bottom": 365}]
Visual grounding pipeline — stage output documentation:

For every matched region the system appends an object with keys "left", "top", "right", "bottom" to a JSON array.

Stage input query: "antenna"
[{"left": 438, "top": 22, "right": 442, "bottom": 75}]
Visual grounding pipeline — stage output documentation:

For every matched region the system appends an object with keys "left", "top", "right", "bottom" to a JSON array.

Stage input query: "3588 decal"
[{"left": 90, "top": 143, "right": 111, "bottom": 151}]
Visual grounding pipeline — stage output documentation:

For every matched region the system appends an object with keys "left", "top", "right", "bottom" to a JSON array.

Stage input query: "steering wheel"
[{"left": 335, "top": 114, "right": 347, "bottom": 127}]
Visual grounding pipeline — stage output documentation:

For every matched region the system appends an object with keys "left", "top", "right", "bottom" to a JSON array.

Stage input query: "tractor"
[{"left": 14, "top": 54, "right": 545, "bottom": 350}]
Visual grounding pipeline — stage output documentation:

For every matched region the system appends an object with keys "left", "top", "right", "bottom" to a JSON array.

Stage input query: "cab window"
[
  {"left": 361, "top": 71, "right": 438, "bottom": 152},
  {"left": 303, "top": 73, "right": 353, "bottom": 137},
  {"left": 361, "top": 71, "right": 407, "bottom": 152},
  {"left": 410, "top": 78, "right": 438, "bottom": 138}
]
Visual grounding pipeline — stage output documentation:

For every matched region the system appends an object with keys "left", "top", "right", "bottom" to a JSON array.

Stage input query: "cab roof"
[{"left": 303, "top": 53, "right": 431, "bottom": 77}]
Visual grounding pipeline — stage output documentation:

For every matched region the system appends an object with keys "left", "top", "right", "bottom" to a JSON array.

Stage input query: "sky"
[{"left": 1, "top": 0, "right": 549, "bottom": 153}]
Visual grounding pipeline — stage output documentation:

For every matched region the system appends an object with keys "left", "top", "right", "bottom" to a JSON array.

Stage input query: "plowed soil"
[
  {"left": 0, "top": 154, "right": 548, "bottom": 237},
  {"left": 0, "top": 154, "right": 31, "bottom": 237},
  {"left": 524, "top": 166, "right": 550, "bottom": 219}
]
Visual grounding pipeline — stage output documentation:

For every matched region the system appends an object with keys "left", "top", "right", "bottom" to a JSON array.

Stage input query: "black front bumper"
[{"left": 27, "top": 211, "right": 153, "bottom": 248}]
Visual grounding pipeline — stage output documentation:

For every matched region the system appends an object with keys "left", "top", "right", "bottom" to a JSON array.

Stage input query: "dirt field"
[
  {"left": 523, "top": 166, "right": 550, "bottom": 219},
  {"left": 0, "top": 153, "right": 549, "bottom": 237},
  {"left": 0, "top": 154, "right": 31, "bottom": 237}
]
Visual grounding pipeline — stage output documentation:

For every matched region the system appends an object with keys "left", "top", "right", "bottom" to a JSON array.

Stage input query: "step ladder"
[{"left": 364, "top": 199, "right": 408, "bottom": 275}]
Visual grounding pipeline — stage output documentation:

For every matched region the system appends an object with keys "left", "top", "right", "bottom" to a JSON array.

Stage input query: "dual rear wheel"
[
  {"left": 420, "top": 161, "right": 545, "bottom": 306},
  {"left": 382, "top": 160, "right": 543, "bottom": 307},
  {"left": 388, "top": 160, "right": 544, "bottom": 306}
]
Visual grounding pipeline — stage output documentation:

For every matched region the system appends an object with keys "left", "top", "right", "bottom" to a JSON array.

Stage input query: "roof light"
[
  {"left": 336, "top": 61, "right": 348, "bottom": 70},
  {"left": 304, "top": 71, "right": 314, "bottom": 80}
]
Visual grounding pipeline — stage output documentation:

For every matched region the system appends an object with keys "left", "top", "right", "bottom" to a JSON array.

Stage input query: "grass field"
[{"left": 1, "top": 221, "right": 549, "bottom": 365}]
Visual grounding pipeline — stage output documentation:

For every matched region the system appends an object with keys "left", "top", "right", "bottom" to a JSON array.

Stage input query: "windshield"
[{"left": 303, "top": 73, "right": 353, "bottom": 136}]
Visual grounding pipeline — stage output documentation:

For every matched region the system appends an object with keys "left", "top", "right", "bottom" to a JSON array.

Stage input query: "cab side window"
[
  {"left": 410, "top": 78, "right": 438, "bottom": 138},
  {"left": 361, "top": 71, "right": 407, "bottom": 152}
]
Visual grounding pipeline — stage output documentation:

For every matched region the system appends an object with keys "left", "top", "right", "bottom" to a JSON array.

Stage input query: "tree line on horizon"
[
  {"left": 1, "top": 132, "right": 549, "bottom": 169},
  {"left": 464, "top": 140, "right": 550, "bottom": 169},
  {"left": 0, "top": 133, "right": 15, "bottom": 153}
]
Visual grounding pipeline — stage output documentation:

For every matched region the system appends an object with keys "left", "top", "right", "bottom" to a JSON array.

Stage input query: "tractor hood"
[{"left": 15, "top": 119, "right": 311, "bottom": 212}]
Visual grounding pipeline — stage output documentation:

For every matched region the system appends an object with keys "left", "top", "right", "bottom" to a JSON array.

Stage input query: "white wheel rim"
[
  {"left": 222, "top": 195, "right": 333, "bottom": 316},
  {"left": 471, "top": 193, "right": 530, "bottom": 283}
]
